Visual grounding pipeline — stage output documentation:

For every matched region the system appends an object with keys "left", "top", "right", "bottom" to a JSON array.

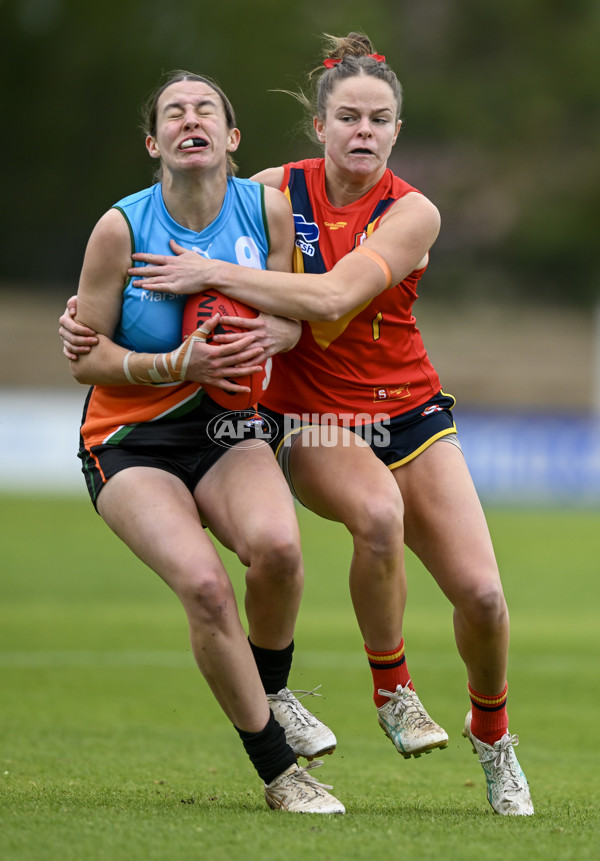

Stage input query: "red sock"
[
  {"left": 468, "top": 682, "right": 509, "bottom": 745},
  {"left": 365, "top": 640, "right": 413, "bottom": 708}
]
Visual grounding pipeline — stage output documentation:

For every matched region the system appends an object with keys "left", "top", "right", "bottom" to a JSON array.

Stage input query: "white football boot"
[
  {"left": 267, "top": 687, "right": 336, "bottom": 760},
  {"left": 377, "top": 684, "right": 449, "bottom": 758},
  {"left": 462, "top": 711, "right": 534, "bottom": 815},
  {"left": 264, "top": 761, "right": 345, "bottom": 814}
]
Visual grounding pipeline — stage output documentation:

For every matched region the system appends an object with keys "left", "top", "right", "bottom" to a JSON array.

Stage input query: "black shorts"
[
  {"left": 257, "top": 391, "right": 459, "bottom": 494},
  {"left": 79, "top": 396, "right": 269, "bottom": 510},
  {"left": 354, "top": 390, "right": 459, "bottom": 469}
]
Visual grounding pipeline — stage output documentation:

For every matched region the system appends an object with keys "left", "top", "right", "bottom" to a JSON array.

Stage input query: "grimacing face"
[
  {"left": 315, "top": 75, "right": 401, "bottom": 180},
  {"left": 146, "top": 80, "right": 240, "bottom": 173}
]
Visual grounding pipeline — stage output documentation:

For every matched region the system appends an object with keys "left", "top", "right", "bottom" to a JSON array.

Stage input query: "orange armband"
[{"left": 353, "top": 245, "right": 393, "bottom": 289}]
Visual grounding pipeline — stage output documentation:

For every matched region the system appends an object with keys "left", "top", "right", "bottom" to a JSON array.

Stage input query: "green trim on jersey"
[
  {"left": 112, "top": 205, "right": 135, "bottom": 290},
  {"left": 259, "top": 184, "right": 270, "bottom": 255},
  {"left": 105, "top": 388, "right": 206, "bottom": 446}
]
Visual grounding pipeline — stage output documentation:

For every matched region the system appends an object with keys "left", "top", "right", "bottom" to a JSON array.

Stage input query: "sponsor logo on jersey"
[
  {"left": 192, "top": 244, "right": 213, "bottom": 258},
  {"left": 140, "top": 290, "right": 179, "bottom": 302},
  {"left": 421, "top": 404, "right": 443, "bottom": 416},
  {"left": 324, "top": 221, "right": 348, "bottom": 231},
  {"left": 373, "top": 384, "right": 411, "bottom": 402},
  {"left": 293, "top": 213, "right": 319, "bottom": 258}
]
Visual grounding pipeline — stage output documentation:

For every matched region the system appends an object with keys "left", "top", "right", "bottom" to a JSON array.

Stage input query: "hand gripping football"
[{"left": 181, "top": 289, "right": 268, "bottom": 410}]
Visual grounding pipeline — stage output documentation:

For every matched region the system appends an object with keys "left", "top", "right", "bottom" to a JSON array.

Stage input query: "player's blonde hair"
[{"left": 283, "top": 32, "right": 403, "bottom": 142}]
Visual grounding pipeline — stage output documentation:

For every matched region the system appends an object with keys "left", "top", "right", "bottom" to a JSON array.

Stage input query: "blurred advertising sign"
[{"left": 458, "top": 411, "right": 600, "bottom": 506}]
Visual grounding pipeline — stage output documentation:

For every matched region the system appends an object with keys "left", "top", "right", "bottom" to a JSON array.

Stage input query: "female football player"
[{"left": 62, "top": 70, "right": 343, "bottom": 814}]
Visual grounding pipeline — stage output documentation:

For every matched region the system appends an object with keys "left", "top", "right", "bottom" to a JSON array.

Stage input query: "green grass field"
[{"left": 1, "top": 495, "right": 598, "bottom": 860}]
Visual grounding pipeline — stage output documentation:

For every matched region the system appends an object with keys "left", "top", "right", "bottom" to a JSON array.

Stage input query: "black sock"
[
  {"left": 248, "top": 639, "right": 294, "bottom": 695},
  {"left": 235, "top": 710, "right": 297, "bottom": 784}
]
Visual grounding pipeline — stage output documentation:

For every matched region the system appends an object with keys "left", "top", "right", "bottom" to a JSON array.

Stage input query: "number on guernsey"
[
  {"left": 262, "top": 358, "right": 273, "bottom": 391},
  {"left": 235, "top": 236, "right": 261, "bottom": 269},
  {"left": 372, "top": 311, "right": 383, "bottom": 341}
]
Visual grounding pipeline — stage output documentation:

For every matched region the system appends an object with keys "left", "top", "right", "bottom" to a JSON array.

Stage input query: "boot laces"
[
  {"left": 482, "top": 733, "right": 523, "bottom": 791},
  {"left": 378, "top": 683, "right": 435, "bottom": 729},
  {"left": 270, "top": 686, "right": 323, "bottom": 728},
  {"left": 296, "top": 759, "right": 333, "bottom": 792}
]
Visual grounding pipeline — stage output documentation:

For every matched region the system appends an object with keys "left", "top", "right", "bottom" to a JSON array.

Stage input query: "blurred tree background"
[{"left": 1, "top": 0, "right": 598, "bottom": 306}]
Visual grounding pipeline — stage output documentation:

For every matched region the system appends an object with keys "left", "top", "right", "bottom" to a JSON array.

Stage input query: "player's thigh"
[
  {"left": 394, "top": 441, "right": 500, "bottom": 601},
  {"left": 288, "top": 425, "right": 403, "bottom": 529},
  {"left": 97, "top": 466, "right": 224, "bottom": 594},
  {"left": 194, "top": 440, "right": 300, "bottom": 562}
]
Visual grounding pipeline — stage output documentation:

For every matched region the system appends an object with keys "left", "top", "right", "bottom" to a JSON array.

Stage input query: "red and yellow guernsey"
[{"left": 262, "top": 158, "right": 442, "bottom": 423}]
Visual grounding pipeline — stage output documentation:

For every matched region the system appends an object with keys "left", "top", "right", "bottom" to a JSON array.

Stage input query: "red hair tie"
[{"left": 323, "top": 53, "right": 386, "bottom": 69}]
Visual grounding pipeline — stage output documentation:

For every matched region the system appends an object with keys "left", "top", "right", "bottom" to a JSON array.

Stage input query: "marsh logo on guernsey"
[{"left": 293, "top": 214, "right": 319, "bottom": 257}]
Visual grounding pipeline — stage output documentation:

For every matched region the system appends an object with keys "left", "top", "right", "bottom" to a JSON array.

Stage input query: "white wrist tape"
[{"left": 122, "top": 328, "right": 209, "bottom": 385}]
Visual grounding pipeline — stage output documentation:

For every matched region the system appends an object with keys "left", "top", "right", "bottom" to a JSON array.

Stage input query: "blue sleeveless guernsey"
[
  {"left": 79, "top": 178, "right": 269, "bottom": 452},
  {"left": 112, "top": 178, "right": 269, "bottom": 352}
]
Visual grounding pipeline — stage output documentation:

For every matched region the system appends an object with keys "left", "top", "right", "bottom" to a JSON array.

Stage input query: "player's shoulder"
[
  {"left": 112, "top": 184, "right": 156, "bottom": 211},
  {"left": 384, "top": 184, "right": 440, "bottom": 227},
  {"left": 250, "top": 166, "right": 285, "bottom": 189},
  {"left": 262, "top": 183, "right": 290, "bottom": 207},
  {"left": 88, "top": 206, "right": 133, "bottom": 254},
  {"left": 251, "top": 160, "right": 322, "bottom": 191},
  {"left": 245, "top": 170, "right": 291, "bottom": 215},
  {"left": 226, "top": 175, "right": 270, "bottom": 206},
  {"left": 262, "top": 185, "right": 294, "bottom": 244}
]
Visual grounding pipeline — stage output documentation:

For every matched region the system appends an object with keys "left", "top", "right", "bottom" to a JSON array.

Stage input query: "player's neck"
[
  {"left": 161, "top": 170, "right": 228, "bottom": 233},
  {"left": 323, "top": 161, "right": 385, "bottom": 208}
]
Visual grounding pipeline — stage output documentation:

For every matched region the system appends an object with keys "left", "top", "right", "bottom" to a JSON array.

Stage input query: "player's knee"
[
  {"left": 465, "top": 580, "right": 508, "bottom": 629},
  {"left": 180, "top": 570, "right": 234, "bottom": 625},
  {"left": 352, "top": 495, "right": 405, "bottom": 557},
  {"left": 247, "top": 525, "right": 302, "bottom": 579}
]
